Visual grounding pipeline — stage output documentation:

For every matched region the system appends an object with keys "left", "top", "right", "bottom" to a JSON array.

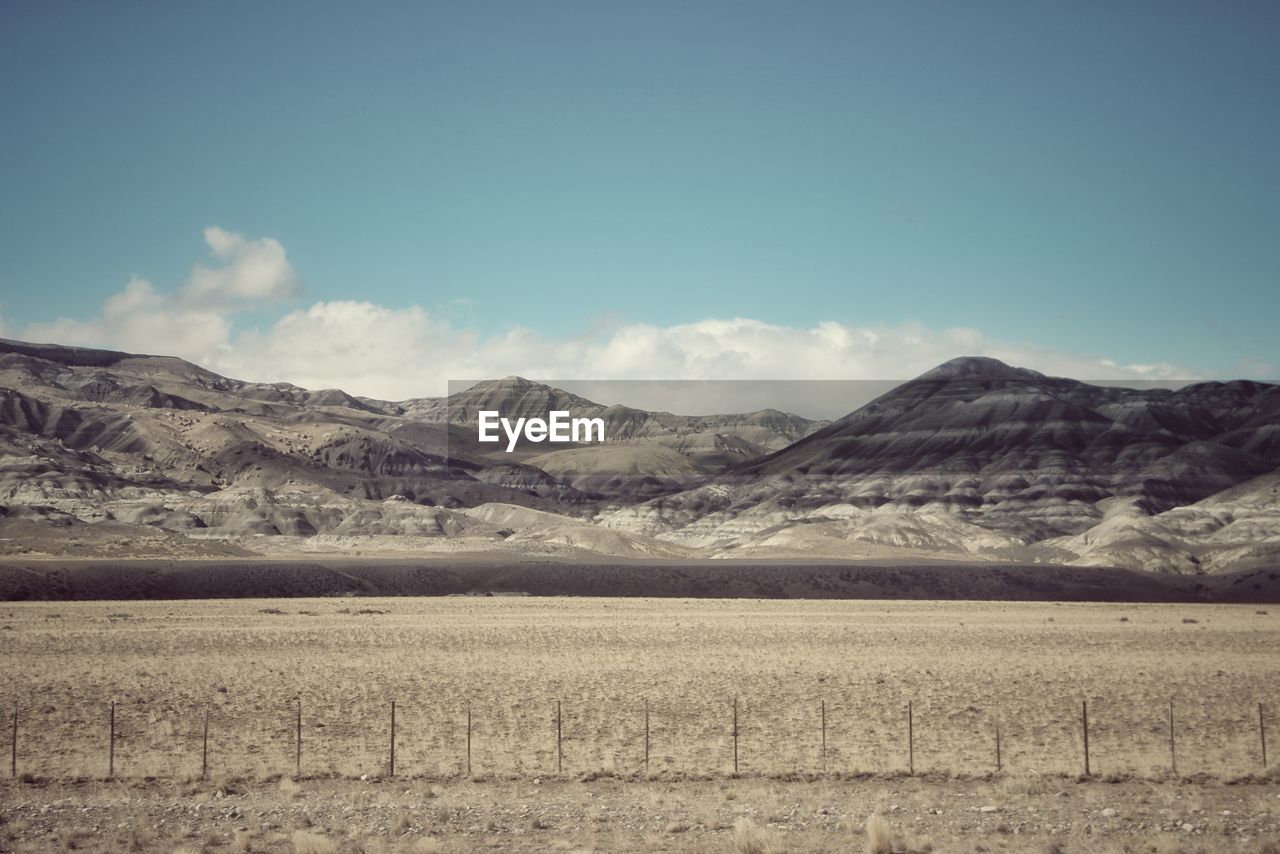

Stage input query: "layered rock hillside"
[
  {"left": 2, "top": 339, "right": 1278, "bottom": 572},
  {"left": 600, "top": 357, "right": 1280, "bottom": 572},
  {"left": 0, "top": 338, "right": 812, "bottom": 558}
]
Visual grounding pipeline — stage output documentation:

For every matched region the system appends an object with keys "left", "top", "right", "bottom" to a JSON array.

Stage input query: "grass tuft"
[
  {"left": 733, "top": 817, "right": 783, "bottom": 854},
  {"left": 865, "top": 812, "right": 894, "bottom": 854},
  {"left": 290, "top": 829, "right": 337, "bottom": 854}
]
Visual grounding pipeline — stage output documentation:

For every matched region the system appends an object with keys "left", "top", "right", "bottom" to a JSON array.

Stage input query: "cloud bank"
[{"left": 18, "top": 228, "right": 1191, "bottom": 403}]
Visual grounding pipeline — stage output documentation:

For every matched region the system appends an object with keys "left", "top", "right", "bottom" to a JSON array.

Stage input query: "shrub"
[
  {"left": 1002, "top": 770, "right": 1050, "bottom": 796},
  {"left": 865, "top": 813, "right": 894, "bottom": 854},
  {"left": 291, "top": 830, "right": 336, "bottom": 854},
  {"left": 733, "top": 817, "right": 783, "bottom": 854}
]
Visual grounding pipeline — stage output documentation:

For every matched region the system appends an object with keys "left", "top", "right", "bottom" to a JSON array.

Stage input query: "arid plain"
[{"left": 2, "top": 597, "right": 1278, "bottom": 852}]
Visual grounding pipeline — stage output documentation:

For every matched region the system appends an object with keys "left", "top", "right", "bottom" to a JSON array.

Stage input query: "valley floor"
[
  {"left": 3, "top": 597, "right": 1279, "bottom": 851},
  {"left": 2, "top": 774, "right": 1279, "bottom": 853}
]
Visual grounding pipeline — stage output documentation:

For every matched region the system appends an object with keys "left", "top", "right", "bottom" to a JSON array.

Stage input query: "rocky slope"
[
  {"left": 0, "top": 338, "right": 814, "bottom": 559},
  {"left": 405, "top": 375, "right": 824, "bottom": 472},
  {"left": 600, "top": 357, "right": 1280, "bottom": 573},
  {"left": 2, "top": 339, "right": 1278, "bottom": 573}
]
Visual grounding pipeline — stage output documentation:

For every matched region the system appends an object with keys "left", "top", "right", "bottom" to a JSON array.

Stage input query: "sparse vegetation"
[
  {"left": 290, "top": 829, "right": 337, "bottom": 854},
  {"left": 0, "top": 761, "right": 1276, "bottom": 852},
  {"left": 1002, "top": 770, "right": 1051, "bottom": 797},
  {"left": 0, "top": 598, "right": 1277, "bottom": 852},
  {"left": 0, "top": 599, "right": 1275, "bottom": 781},
  {"left": 865, "top": 812, "right": 894, "bottom": 854},
  {"left": 733, "top": 817, "right": 782, "bottom": 854}
]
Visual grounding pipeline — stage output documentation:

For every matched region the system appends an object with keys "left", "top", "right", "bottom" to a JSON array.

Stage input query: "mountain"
[
  {"left": 0, "top": 338, "right": 817, "bottom": 559},
  {"left": 0, "top": 338, "right": 592, "bottom": 555},
  {"left": 600, "top": 357, "right": 1280, "bottom": 573},
  {"left": 3, "top": 339, "right": 1278, "bottom": 574},
  {"left": 394, "top": 375, "right": 825, "bottom": 475},
  {"left": 396, "top": 376, "right": 601, "bottom": 424}
]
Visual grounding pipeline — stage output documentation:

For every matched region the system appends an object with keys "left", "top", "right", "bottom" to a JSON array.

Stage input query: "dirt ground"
[
  {"left": 2, "top": 597, "right": 1279, "bottom": 851},
  {"left": 2, "top": 773, "right": 1279, "bottom": 853}
]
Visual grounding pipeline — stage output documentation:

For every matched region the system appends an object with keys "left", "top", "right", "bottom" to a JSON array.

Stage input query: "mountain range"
[{"left": 1, "top": 337, "right": 1278, "bottom": 575}]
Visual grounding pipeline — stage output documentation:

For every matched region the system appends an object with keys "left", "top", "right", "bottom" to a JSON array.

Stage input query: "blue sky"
[{"left": 2, "top": 1, "right": 1278, "bottom": 395}]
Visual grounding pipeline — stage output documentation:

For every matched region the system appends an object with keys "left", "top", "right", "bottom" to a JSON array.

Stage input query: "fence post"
[
  {"left": 995, "top": 712, "right": 1002, "bottom": 773},
  {"left": 1168, "top": 699, "right": 1176, "bottom": 775},
  {"left": 389, "top": 700, "right": 396, "bottom": 778},
  {"left": 1261, "top": 703, "right": 1268, "bottom": 770},
  {"left": 556, "top": 699, "right": 563, "bottom": 774},
  {"left": 907, "top": 700, "right": 914, "bottom": 775},
  {"left": 466, "top": 701, "right": 472, "bottom": 776},
  {"left": 732, "top": 696, "right": 742, "bottom": 778},
  {"left": 201, "top": 706, "right": 209, "bottom": 780},
  {"left": 295, "top": 699, "right": 302, "bottom": 776},
  {"left": 10, "top": 706, "right": 16, "bottom": 779},
  {"left": 820, "top": 699, "right": 827, "bottom": 773},
  {"left": 108, "top": 701, "right": 116, "bottom": 779},
  {"left": 643, "top": 698, "right": 650, "bottom": 773},
  {"left": 1081, "top": 700, "right": 1090, "bottom": 777}
]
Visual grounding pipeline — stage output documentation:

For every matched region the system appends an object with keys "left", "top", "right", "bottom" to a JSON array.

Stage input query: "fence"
[{"left": 4, "top": 695, "right": 1273, "bottom": 782}]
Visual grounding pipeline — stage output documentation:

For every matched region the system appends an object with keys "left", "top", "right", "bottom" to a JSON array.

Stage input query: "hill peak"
[
  {"left": 463, "top": 375, "right": 543, "bottom": 391},
  {"left": 915, "top": 356, "right": 1046, "bottom": 382}
]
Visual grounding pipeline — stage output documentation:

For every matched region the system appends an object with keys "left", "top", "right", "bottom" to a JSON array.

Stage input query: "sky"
[{"left": 1, "top": 1, "right": 1278, "bottom": 400}]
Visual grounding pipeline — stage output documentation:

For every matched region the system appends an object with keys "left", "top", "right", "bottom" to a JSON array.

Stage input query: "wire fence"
[{"left": 4, "top": 694, "right": 1273, "bottom": 782}]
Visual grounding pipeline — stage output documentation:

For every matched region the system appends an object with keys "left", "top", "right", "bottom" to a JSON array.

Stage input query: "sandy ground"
[
  {"left": 3, "top": 597, "right": 1279, "bottom": 851},
  {"left": 2, "top": 774, "right": 1279, "bottom": 852}
]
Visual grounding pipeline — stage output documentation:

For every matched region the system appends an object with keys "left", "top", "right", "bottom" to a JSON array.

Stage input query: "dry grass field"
[{"left": 1, "top": 597, "right": 1279, "bottom": 852}]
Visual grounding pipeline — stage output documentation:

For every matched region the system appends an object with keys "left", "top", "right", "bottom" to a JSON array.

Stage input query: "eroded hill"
[{"left": 2, "top": 340, "right": 1279, "bottom": 575}]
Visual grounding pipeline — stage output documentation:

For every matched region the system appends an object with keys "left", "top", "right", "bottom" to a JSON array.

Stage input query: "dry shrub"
[
  {"left": 124, "top": 825, "right": 151, "bottom": 852},
  {"left": 58, "top": 828, "right": 95, "bottom": 850},
  {"left": 733, "top": 817, "right": 783, "bottom": 854},
  {"left": 278, "top": 775, "right": 302, "bottom": 800},
  {"left": 1002, "top": 770, "right": 1050, "bottom": 796},
  {"left": 291, "top": 829, "right": 337, "bottom": 854},
  {"left": 865, "top": 813, "right": 894, "bottom": 854}
]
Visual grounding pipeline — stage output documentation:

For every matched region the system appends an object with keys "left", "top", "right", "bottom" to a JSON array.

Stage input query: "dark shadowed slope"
[
  {"left": 603, "top": 358, "right": 1280, "bottom": 570},
  {"left": 1, "top": 557, "right": 1278, "bottom": 602}
]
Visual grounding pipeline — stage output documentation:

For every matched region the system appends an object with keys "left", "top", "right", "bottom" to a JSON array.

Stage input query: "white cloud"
[
  {"left": 17, "top": 227, "right": 1195, "bottom": 409},
  {"left": 24, "top": 272, "right": 233, "bottom": 364},
  {"left": 20, "top": 227, "right": 295, "bottom": 364},
  {"left": 210, "top": 311, "right": 1191, "bottom": 406},
  {"left": 183, "top": 226, "right": 298, "bottom": 303},
  {"left": 221, "top": 301, "right": 475, "bottom": 398}
]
